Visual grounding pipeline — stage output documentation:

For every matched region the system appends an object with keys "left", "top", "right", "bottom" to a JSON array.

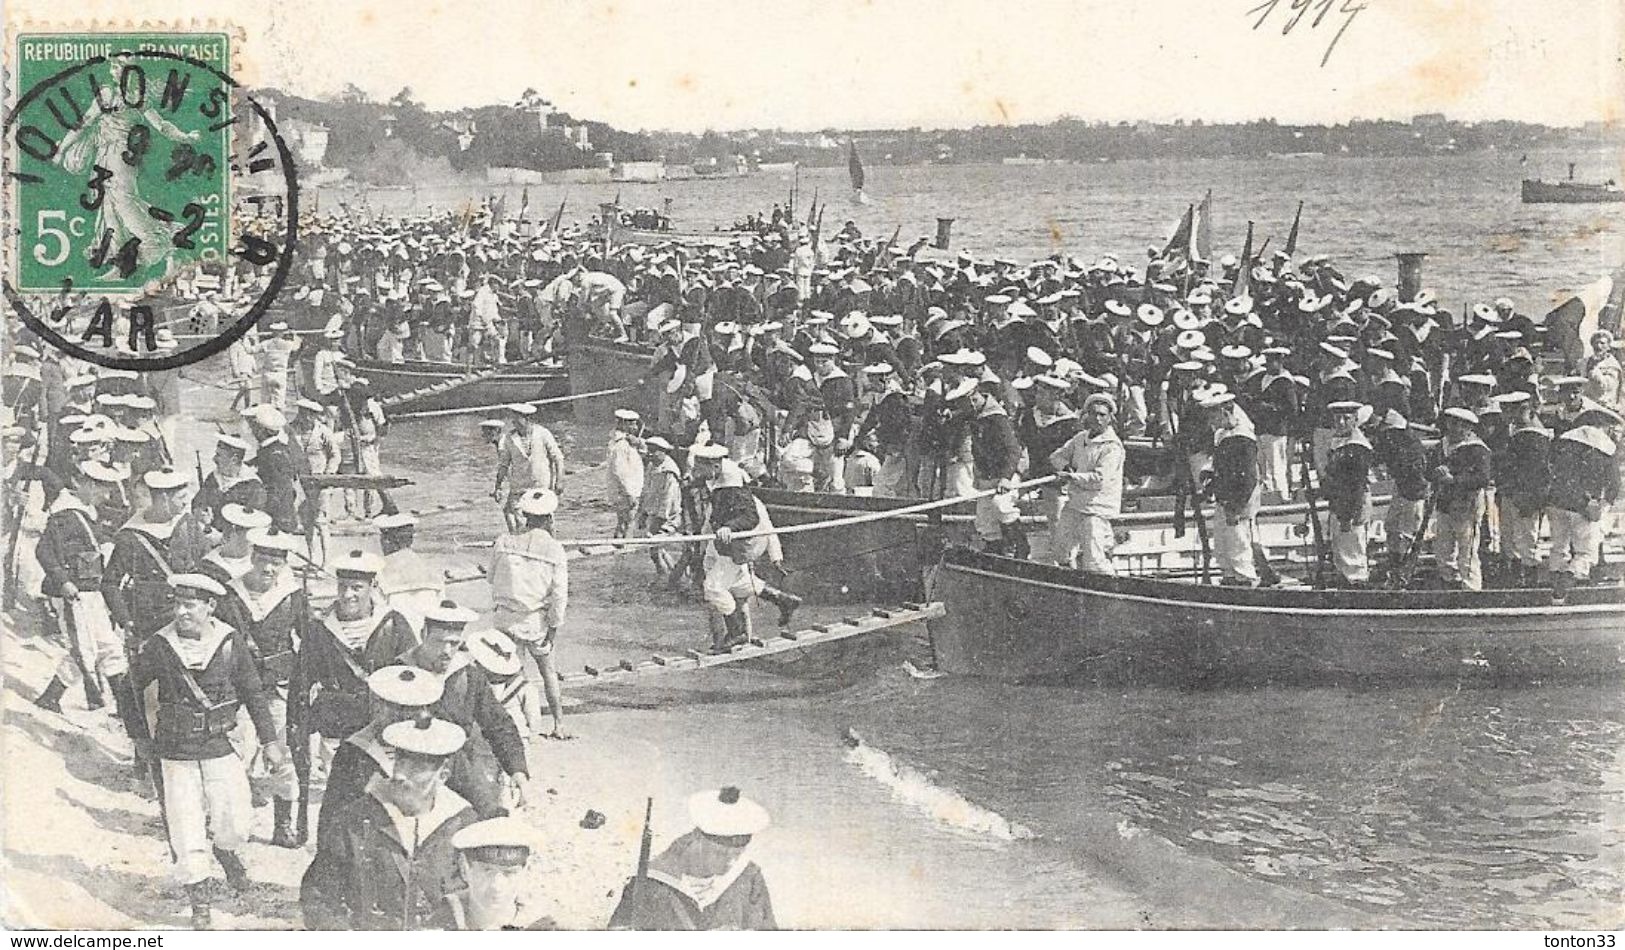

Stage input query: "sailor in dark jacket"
[
  {"left": 103, "top": 467, "right": 209, "bottom": 643},
  {"left": 398, "top": 600, "right": 530, "bottom": 819},
  {"left": 1013, "top": 374, "right": 1079, "bottom": 532},
  {"left": 1374, "top": 409, "right": 1430, "bottom": 573},
  {"left": 243, "top": 404, "right": 305, "bottom": 533},
  {"left": 1429, "top": 407, "right": 1494, "bottom": 590},
  {"left": 1546, "top": 406, "right": 1622, "bottom": 601},
  {"left": 191, "top": 434, "right": 266, "bottom": 536},
  {"left": 311, "top": 665, "right": 445, "bottom": 861},
  {"left": 292, "top": 550, "right": 419, "bottom": 782},
  {"left": 1202, "top": 392, "right": 1261, "bottom": 586},
  {"left": 300, "top": 716, "right": 478, "bottom": 930},
  {"left": 1324, "top": 401, "right": 1375, "bottom": 586},
  {"left": 854, "top": 362, "right": 914, "bottom": 496},
  {"left": 610, "top": 786, "right": 776, "bottom": 931},
  {"left": 32, "top": 460, "right": 128, "bottom": 720},
  {"left": 1252, "top": 346, "right": 1299, "bottom": 499},
  {"left": 197, "top": 503, "right": 270, "bottom": 586},
  {"left": 1494, "top": 392, "right": 1552, "bottom": 586},
  {"left": 969, "top": 382, "right": 1026, "bottom": 557},
  {"left": 215, "top": 526, "right": 306, "bottom": 847},
  {"left": 131, "top": 573, "right": 286, "bottom": 928}
]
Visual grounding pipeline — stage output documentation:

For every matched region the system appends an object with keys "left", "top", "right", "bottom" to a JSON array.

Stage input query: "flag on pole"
[
  {"left": 1284, "top": 200, "right": 1304, "bottom": 257},
  {"left": 547, "top": 199, "right": 566, "bottom": 235},
  {"left": 1194, "top": 190, "right": 1213, "bottom": 262},
  {"left": 1162, "top": 204, "right": 1195, "bottom": 262},
  {"left": 1232, "top": 221, "right": 1254, "bottom": 298},
  {"left": 518, "top": 187, "right": 530, "bottom": 221}
]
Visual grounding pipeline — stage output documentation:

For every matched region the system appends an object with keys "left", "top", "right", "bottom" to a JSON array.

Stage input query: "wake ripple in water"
[{"left": 842, "top": 728, "right": 1035, "bottom": 842}]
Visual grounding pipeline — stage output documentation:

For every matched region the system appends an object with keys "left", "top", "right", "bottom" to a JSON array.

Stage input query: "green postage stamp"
[
  {"left": 4, "top": 28, "right": 296, "bottom": 368},
  {"left": 10, "top": 32, "right": 232, "bottom": 293}
]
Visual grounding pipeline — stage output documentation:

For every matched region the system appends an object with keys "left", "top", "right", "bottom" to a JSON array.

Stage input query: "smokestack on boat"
[
  {"left": 935, "top": 217, "right": 955, "bottom": 251},
  {"left": 1395, "top": 252, "right": 1427, "bottom": 302}
]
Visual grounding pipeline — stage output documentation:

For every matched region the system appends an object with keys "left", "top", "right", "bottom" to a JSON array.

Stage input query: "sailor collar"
[
  {"left": 157, "top": 618, "right": 236, "bottom": 671},
  {"left": 48, "top": 492, "right": 95, "bottom": 518},
  {"left": 648, "top": 834, "right": 758, "bottom": 910},
  {"left": 814, "top": 364, "right": 849, "bottom": 383},
  {"left": 204, "top": 549, "right": 253, "bottom": 580},
  {"left": 123, "top": 513, "right": 182, "bottom": 542},
  {"left": 257, "top": 431, "right": 289, "bottom": 447},
  {"left": 1330, "top": 430, "right": 1372, "bottom": 452},
  {"left": 364, "top": 776, "right": 473, "bottom": 856},
  {"left": 215, "top": 465, "right": 261, "bottom": 493},
  {"left": 323, "top": 603, "right": 394, "bottom": 651},
  {"left": 228, "top": 573, "right": 300, "bottom": 623},
  {"left": 1032, "top": 404, "right": 1077, "bottom": 428}
]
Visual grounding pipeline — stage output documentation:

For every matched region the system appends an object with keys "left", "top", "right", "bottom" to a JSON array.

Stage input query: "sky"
[{"left": 11, "top": 0, "right": 1623, "bottom": 131}]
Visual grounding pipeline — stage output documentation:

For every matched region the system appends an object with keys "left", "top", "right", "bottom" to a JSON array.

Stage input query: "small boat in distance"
[{"left": 1521, "top": 163, "right": 1624, "bottom": 204}]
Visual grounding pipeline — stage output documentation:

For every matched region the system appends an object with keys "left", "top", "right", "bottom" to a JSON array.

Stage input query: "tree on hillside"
[{"left": 337, "top": 83, "right": 369, "bottom": 104}]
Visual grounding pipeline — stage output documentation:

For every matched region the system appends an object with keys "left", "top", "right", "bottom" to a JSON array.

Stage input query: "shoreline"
[{"left": 4, "top": 363, "right": 1398, "bottom": 929}]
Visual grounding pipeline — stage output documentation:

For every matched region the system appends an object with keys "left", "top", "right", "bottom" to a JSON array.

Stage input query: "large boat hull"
[
  {"left": 926, "top": 548, "right": 1625, "bottom": 686},
  {"left": 560, "top": 332, "right": 661, "bottom": 428},
  {"left": 357, "top": 359, "right": 569, "bottom": 414}
]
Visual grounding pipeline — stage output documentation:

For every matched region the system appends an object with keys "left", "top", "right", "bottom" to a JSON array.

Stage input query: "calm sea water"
[
  {"left": 350, "top": 156, "right": 1624, "bottom": 927},
  {"left": 327, "top": 148, "right": 1625, "bottom": 309}
]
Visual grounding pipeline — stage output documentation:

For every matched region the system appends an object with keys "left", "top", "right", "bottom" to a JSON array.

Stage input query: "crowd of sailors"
[{"left": 6, "top": 198, "right": 1624, "bottom": 928}]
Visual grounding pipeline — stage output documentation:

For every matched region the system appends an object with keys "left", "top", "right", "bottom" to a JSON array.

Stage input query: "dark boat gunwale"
[{"left": 937, "top": 546, "right": 1625, "bottom": 616}]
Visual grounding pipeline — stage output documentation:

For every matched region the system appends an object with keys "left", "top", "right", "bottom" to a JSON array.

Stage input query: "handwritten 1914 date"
[{"left": 1246, "top": 0, "right": 1369, "bottom": 67}]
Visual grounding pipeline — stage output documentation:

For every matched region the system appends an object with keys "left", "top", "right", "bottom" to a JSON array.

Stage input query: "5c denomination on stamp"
[{"left": 4, "top": 30, "right": 298, "bottom": 370}]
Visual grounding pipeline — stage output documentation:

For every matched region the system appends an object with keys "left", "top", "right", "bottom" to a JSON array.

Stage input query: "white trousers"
[
  {"left": 702, "top": 547, "right": 764, "bottom": 615},
  {"left": 877, "top": 454, "right": 909, "bottom": 498},
  {"left": 1051, "top": 510, "right": 1115, "bottom": 573},
  {"left": 1329, "top": 513, "right": 1370, "bottom": 583},
  {"left": 1501, "top": 502, "right": 1542, "bottom": 566},
  {"left": 944, "top": 460, "right": 974, "bottom": 499},
  {"left": 229, "top": 694, "right": 296, "bottom": 802},
  {"left": 52, "top": 592, "right": 126, "bottom": 683},
  {"left": 1433, "top": 494, "right": 1485, "bottom": 590},
  {"left": 1258, "top": 434, "right": 1290, "bottom": 497},
  {"left": 1547, "top": 507, "right": 1602, "bottom": 577},
  {"left": 1212, "top": 503, "right": 1259, "bottom": 584},
  {"left": 973, "top": 477, "right": 1019, "bottom": 543},
  {"left": 1385, "top": 496, "right": 1426, "bottom": 552},
  {"left": 161, "top": 754, "right": 252, "bottom": 884}
]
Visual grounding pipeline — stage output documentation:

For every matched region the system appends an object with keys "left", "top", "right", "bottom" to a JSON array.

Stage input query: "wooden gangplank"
[{"left": 560, "top": 602, "right": 944, "bottom": 688}]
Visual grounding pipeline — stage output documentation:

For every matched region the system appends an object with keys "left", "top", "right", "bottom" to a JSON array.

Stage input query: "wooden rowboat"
[
  {"left": 1521, "top": 178, "right": 1624, "bottom": 204},
  {"left": 355, "top": 358, "right": 569, "bottom": 414},
  {"left": 925, "top": 547, "right": 1625, "bottom": 686},
  {"left": 559, "top": 330, "right": 663, "bottom": 427}
]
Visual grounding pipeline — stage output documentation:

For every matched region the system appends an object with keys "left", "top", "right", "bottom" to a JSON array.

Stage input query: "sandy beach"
[{"left": 2, "top": 362, "right": 1401, "bottom": 930}]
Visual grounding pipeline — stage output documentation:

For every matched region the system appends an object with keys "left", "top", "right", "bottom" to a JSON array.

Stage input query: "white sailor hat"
[
  {"left": 1458, "top": 374, "right": 1496, "bottom": 388},
  {"left": 333, "top": 549, "right": 385, "bottom": 579},
  {"left": 1191, "top": 347, "right": 1217, "bottom": 363},
  {"left": 215, "top": 433, "right": 250, "bottom": 454},
  {"left": 689, "top": 786, "right": 770, "bottom": 838},
  {"left": 983, "top": 294, "right": 1012, "bottom": 306},
  {"left": 65, "top": 373, "right": 98, "bottom": 389},
  {"left": 242, "top": 404, "right": 287, "bottom": 431},
  {"left": 862, "top": 362, "right": 895, "bottom": 375},
  {"left": 68, "top": 426, "right": 112, "bottom": 445},
  {"left": 1171, "top": 360, "right": 1205, "bottom": 373},
  {"left": 247, "top": 527, "right": 299, "bottom": 554},
  {"left": 221, "top": 503, "right": 272, "bottom": 530},
  {"left": 516, "top": 488, "right": 559, "bottom": 516},
  {"left": 1174, "top": 329, "right": 1205, "bottom": 351},
  {"left": 95, "top": 393, "right": 128, "bottom": 408},
  {"left": 1025, "top": 346, "right": 1053, "bottom": 367},
  {"left": 1034, "top": 374, "right": 1071, "bottom": 391},
  {"left": 466, "top": 629, "right": 524, "bottom": 679},
  {"left": 1135, "top": 304, "right": 1165, "bottom": 327},
  {"left": 382, "top": 716, "right": 467, "bottom": 759},
  {"left": 170, "top": 573, "right": 227, "bottom": 599},
  {"left": 504, "top": 402, "right": 538, "bottom": 416},
  {"left": 1104, "top": 300, "right": 1132, "bottom": 318},
  {"left": 1327, "top": 400, "right": 1365, "bottom": 415},
  {"left": 1219, "top": 344, "right": 1252, "bottom": 361},
  {"left": 657, "top": 318, "right": 682, "bottom": 335},
  {"left": 424, "top": 599, "right": 478, "bottom": 628},
  {"left": 76, "top": 459, "right": 124, "bottom": 483},
  {"left": 144, "top": 468, "right": 189, "bottom": 491},
  {"left": 1010, "top": 376, "right": 1035, "bottom": 391},
  {"left": 1172, "top": 309, "right": 1203, "bottom": 331},
  {"left": 478, "top": 419, "right": 505, "bottom": 433},
  {"left": 1261, "top": 345, "right": 1291, "bottom": 357},
  {"left": 368, "top": 665, "right": 445, "bottom": 708},
  {"left": 1318, "top": 341, "right": 1350, "bottom": 361},
  {"left": 808, "top": 342, "right": 840, "bottom": 357},
  {"left": 1442, "top": 406, "right": 1480, "bottom": 426},
  {"left": 643, "top": 435, "right": 675, "bottom": 453},
  {"left": 1576, "top": 404, "right": 1625, "bottom": 427},
  {"left": 1366, "top": 347, "right": 1396, "bottom": 361},
  {"left": 1199, "top": 391, "right": 1237, "bottom": 410},
  {"left": 375, "top": 512, "right": 418, "bottom": 532},
  {"left": 113, "top": 426, "right": 151, "bottom": 445},
  {"left": 125, "top": 395, "right": 156, "bottom": 412},
  {"left": 690, "top": 442, "right": 730, "bottom": 461},
  {"left": 961, "top": 350, "right": 988, "bottom": 368},
  {"left": 1007, "top": 300, "right": 1037, "bottom": 319},
  {"left": 322, "top": 328, "right": 346, "bottom": 340},
  {"left": 944, "top": 377, "right": 978, "bottom": 401},
  {"left": 452, "top": 816, "right": 542, "bottom": 866},
  {"left": 267, "top": 321, "right": 290, "bottom": 332},
  {"left": 613, "top": 408, "right": 641, "bottom": 422},
  {"left": 1493, "top": 391, "right": 1533, "bottom": 407},
  {"left": 1224, "top": 296, "right": 1254, "bottom": 316},
  {"left": 712, "top": 321, "right": 740, "bottom": 336}
]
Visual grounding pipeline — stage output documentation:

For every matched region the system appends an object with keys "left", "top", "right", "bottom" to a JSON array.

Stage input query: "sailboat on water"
[{"left": 849, "top": 139, "right": 871, "bottom": 206}]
